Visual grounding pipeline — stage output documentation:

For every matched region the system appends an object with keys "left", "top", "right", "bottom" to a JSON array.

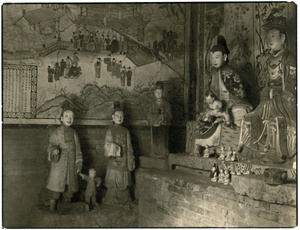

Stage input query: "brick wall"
[
  {"left": 136, "top": 168, "right": 297, "bottom": 227},
  {"left": 2, "top": 124, "right": 185, "bottom": 227}
]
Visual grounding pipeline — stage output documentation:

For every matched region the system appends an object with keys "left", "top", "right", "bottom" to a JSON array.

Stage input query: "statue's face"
[
  {"left": 210, "top": 51, "right": 227, "bottom": 68},
  {"left": 112, "top": 111, "right": 124, "bottom": 125},
  {"left": 267, "top": 29, "right": 285, "bottom": 52},
  {"left": 205, "top": 95, "right": 214, "bottom": 104},
  {"left": 61, "top": 110, "right": 74, "bottom": 127},
  {"left": 154, "top": 89, "right": 163, "bottom": 99},
  {"left": 89, "top": 170, "right": 96, "bottom": 178}
]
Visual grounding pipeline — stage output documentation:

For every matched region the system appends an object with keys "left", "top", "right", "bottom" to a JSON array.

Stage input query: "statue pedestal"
[
  {"left": 168, "top": 153, "right": 296, "bottom": 179},
  {"left": 139, "top": 156, "right": 169, "bottom": 171}
]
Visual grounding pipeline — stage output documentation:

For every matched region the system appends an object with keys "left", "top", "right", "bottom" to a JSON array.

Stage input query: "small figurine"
[
  {"left": 147, "top": 81, "right": 172, "bottom": 158},
  {"left": 203, "top": 92, "right": 231, "bottom": 126},
  {"left": 218, "top": 169, "right": 225, "bottom": 183},
  {"left": 225, "top": 147, "right": 233, "bottom": 161},
  {"left": 209, "top": 163, "right": 218, "bottom": 178},
  {"left": 103, "top": 101, "right": 135, "bottom": 205},
  {"left": 223, "top": 169, "right": 230, "bottom": 185},
  {"left": 79, "top": 168, "right": 101, "bottom": 210},
  {"left": 211, "top": 172, "right": 218, "bottom": 182},
  {"left": 218, "top": 146, "right": 226, "bottom": 161},
  {"left": 203, "top": 145, "right": 210, "bottom": 158},
  {"left": 45, "top": 101, "right": 83, "bottom": 212},
  {"left": 231, "top": 150, "right": 237, "bottom": 161}
]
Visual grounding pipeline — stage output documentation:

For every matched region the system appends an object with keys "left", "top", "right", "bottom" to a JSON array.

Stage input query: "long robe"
[
  {"left": 147, "top": 99, "right": 172, "bottom": 158},
  {"left": 46, "top": 125, "right": 83, "bottom": 193},
  {"left": 103, "top": 124, "right": 135, "bottom": 205}
]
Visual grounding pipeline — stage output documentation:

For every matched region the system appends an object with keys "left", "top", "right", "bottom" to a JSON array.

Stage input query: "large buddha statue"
[{"left": 238, "top": 14, "right": 296, "bottom": 164}]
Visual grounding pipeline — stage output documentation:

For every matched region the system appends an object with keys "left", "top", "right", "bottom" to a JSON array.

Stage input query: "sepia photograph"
[{"left": 2, "top": 2, "right": 297, "bottom": 227}]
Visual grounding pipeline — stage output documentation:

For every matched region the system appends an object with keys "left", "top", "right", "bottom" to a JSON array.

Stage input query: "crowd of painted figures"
[{"left": 40, "top": 13, "right": 296, "bottom": 212}]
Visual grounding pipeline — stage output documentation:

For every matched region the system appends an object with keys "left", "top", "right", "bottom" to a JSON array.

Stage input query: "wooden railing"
[{"left": 39, "top": 40, "right": 72, "bottom": 57}]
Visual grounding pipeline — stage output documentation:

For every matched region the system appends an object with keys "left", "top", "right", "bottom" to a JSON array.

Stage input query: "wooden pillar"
[{"left": 184, "top": 4, "right": 191, "bottom": 122}]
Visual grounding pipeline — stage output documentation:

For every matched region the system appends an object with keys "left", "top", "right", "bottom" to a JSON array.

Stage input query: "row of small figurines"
[
  {"left": 210, "top": 163, "right": 252, "bottom": 185},
  {"left": 192, "top": 145, "right": 238, "bottom": 162}
]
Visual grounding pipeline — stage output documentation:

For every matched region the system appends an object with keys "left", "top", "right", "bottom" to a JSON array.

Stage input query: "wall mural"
[{"left": 3, "top": 3, "right": 186, "bottom": 122}]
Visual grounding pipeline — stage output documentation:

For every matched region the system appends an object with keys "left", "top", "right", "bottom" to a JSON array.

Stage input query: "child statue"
[
  {"left": 79, "top": 168, "right": 101, "bottom": 210},
  {"left": 209, "top": 35, "right": 252, "bottom": 127},
  {"left": 147, "top": 81, "right": 172, "bottom": 158},
  {"left": 103, "top": 101, "right": 135, "bottom": 205},
  {"left": 223, "top": 169, "right": 230, "bottom": 185},
  {"left": 203, "top": 92, "right": 231, "bottom": 126},
  {"left": 46, "top": 101, "right": 83, "bottom": 212}
]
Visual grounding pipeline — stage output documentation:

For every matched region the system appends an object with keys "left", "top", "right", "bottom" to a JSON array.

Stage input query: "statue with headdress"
[
  {"left": 103, "top": 101, "right": 135, "bottom": 205},
  {"left": 147, "top": 81, "right": 172, "bottom": 158},
  {"left": 238, "top": 13, "right": 296, "bottom": 164}
]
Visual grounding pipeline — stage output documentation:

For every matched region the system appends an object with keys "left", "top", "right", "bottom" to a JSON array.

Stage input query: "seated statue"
[
  {"left": 209, "top": 35, "right": 253, "bottom": 127},
  {"left": 238, "top": 14, "right": 296, "bottom": 164}
]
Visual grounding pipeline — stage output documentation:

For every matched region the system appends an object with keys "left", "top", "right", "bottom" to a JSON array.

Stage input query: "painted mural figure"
[
  {"left": 239, "top": 14, "right": 296, "bottom": 164},
  {"left": 73, "top": 52, "right": 80, "bottom": 66},
  {"left": 209, "top": 35, "right": 253, "bottom": 127},
  {"left": 79, "top": 168, "right": 101, "bottom": 210},
  {"left": 46, "top": 104, "right": 83, "bottom": 211},
  {"left": 110, "top": 35, "right": 119, "bottom": 54},
  {"left": 126, "top": 67, "right": 132, "bottom": 87},
  {"left": 47, "top": 65, "right": 54, "bottom": 82},
  {"left": 54, "top": 62, "right": 60, "bottom": 81},
  {"left": 104, "top": 55, "right": 112, "bottom": 73},
  {"left": 94, "top": 58, "right": 102, "bottom": 78},
  {"left": 65, "top": 56, "right": 72, "bottom": 76},
  {"left": 60, "top": 59, "right": 66, "bottom": 77},
  {"left": 147, "top": 81, "right": 172, "bottom": 158},
  {"left": 103, "top": 101, "right": 135, "bottom": 205},
  {"left": 120, "top": 66, "right": 126, "bottom": 86}
]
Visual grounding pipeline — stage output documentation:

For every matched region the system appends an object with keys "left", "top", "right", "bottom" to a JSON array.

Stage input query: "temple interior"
[{"left": 2, "top": 3, "right": 297, "bottom": 228}]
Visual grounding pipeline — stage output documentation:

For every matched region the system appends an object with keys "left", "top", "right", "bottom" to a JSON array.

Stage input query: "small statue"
[
  {"left": 223, "top": 169, "right": 230, "bottom": 185},
  {"left": 231, "top": 150, "right": 237, "bottom": 162},
  {"left": 203, "top": 92, "right": 231, "bottom": 126},
  {"left": 147, "top": 81, "right": 172, "bottom": 158},
  {"left": 45, "top": 101, "right": 83, "bottom": 212},
  {"left": 79, "top": 168, "right": 101, "bottom": 210},
  {"left": 203, "top": 145, "right": 210, "bottom": 158},
  {"left": 225, "top": 147, "right": 233, "bottom": 161},
  {"left": 103, "top": 101, "right": 135, "bottom": 205},
  {"left": 218, "top": 169, "right": 225, "bottom": 183},
  {"left": 209, "top": 163, "right": 218, "bottom": 178},
  {"left": 211, "top": 172, "right": 218, "bottom": 182},
  {"left": 218, "top": 146, "right": 226, "bottom": 161}
]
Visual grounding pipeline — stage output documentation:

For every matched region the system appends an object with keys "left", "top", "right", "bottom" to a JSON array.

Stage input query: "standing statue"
[
  {"left": 46, "top": 102, "right": 83, "bottom": 211},
  {"left": 209, "top": 35, "right": 253, "bottom": 127},
  {"left": 103, "top": 101, "right": 135, "bottom": 205},
  {"left": 239, "top": 14, "right": 296, "bottom": 164},
  {"left": 79, "top": 168, "right": 101, "bottom": 210},
  {"left": 147, "top": 81, "right": 172, "bottom": 158},
  {"left": 94, "top": 57, "right": 102, "bottom": 78}
]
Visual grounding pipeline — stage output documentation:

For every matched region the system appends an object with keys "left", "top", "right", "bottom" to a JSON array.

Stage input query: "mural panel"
[{"left": 3, "top": 3, "right": 186, "bottom": 122}]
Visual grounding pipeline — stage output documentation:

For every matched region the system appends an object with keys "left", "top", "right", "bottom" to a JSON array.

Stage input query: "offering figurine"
[
  {"left": 218, "top": 146, "right": 226, "bottom": 161},
  {"left": 103, "top": 101, "right": 135, "bottom": 205},
  {"left": 46, "top": 101, "right": 83, "bottom": 212},
  {"left": 225, "top": 147, "right": 233, "bottom": 161},
  {"left": 209, "top": 163, "right": 218, "bottom": 178},
  {"left": 223, "top": 169, "right": 230, "bottom": 185},
  {"left": 211, "top": 172, "right": 218, "bottom": 182},
  {"left": 218, "top": 169, "right": 225, "bottom": 183},
  {"left": 79, "top": 168, "right": 101, "bottom": 210},
  {"left": 147, "top": 81, "right": 172, "bottom": 158},
  {"left": 203, "top": 145, "right": 210, "bottom": 158},
  {"left": 231, "top": 150, "right": 237, "bottom": 162}
]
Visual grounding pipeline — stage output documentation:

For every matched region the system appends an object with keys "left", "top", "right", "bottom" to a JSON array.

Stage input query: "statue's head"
[
  {"left": 263, "top": 14, "right": 287, "bottom": 52},
  {"left": 60, "top": 101, "right": 74, "bottom": 127},
  {"left": 88, "top": 168, "right": 96, "bottom": 178},
  {"left": 112, "top": 101, "right": 124, "bottom": 125},
  {"left": 154, "top": 81, "right": 164, "bottom": 100},
  {"left": 210, "top": 35, "right": 230, "bottom": 68},
  {"left": 205, "top": 91, "right": 217, "bottom": 104}
]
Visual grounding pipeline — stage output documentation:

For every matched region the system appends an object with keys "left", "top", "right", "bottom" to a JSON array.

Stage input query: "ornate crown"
[{"left": 263, "top": 14, "right": 287, "bottom": 32}]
